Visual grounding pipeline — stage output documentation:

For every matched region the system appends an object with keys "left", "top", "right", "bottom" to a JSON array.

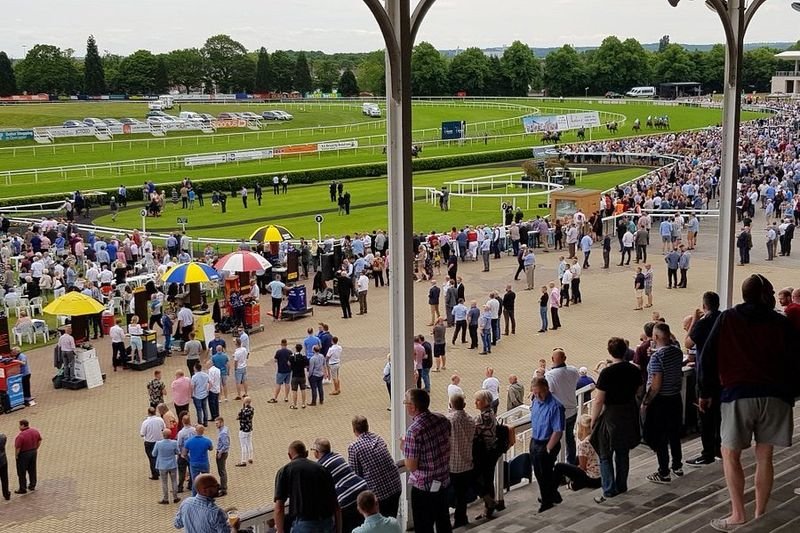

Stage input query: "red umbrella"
[{"left": 215, "top": 251, "right": 272, "bottom": 273}]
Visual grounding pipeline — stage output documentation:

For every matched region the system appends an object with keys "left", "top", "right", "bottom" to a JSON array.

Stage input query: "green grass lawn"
[
  {"left": 0, "top": 99, "right": 761, "bottom": 201},
  {"left": 92, "top": 165, "right": 649, "bottom": 239}
]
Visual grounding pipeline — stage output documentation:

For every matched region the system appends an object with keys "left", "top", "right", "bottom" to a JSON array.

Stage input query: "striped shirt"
[
  {"left": 647, "top": 345, "right": 684, "bottom": 396},
  {"left": 318, "top": 452, "right": 368, "bottom": 510},
  {"left": 447, "top": 409, "right": 475, "bottom": 474},
  {"left": 347, "top": 432, "right": 402, "bottom": 501}
]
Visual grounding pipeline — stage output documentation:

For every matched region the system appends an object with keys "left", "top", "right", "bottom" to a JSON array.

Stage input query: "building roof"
[{"left": 775, "top": 51, "right": 800, "bottom": 60}]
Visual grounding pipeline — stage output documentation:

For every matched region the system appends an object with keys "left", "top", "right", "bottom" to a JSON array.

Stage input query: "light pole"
[
  {"left": 363, "top": 0, "right": 435, "bottom": 527},
  {"left": 666, "top": 0, "right": 770, "bottom": 309}
]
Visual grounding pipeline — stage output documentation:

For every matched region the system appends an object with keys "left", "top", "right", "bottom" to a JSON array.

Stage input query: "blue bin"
[
  {"left": 6, "top": 374, "right": 25, "bottom": 409},
  {"left": 287, "top": 286, "right": 307, "bottom": 311}
]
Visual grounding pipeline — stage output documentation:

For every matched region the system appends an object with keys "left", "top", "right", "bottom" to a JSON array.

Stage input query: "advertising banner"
[
  {"left": 226, "top": 149, "right": 274, "bottom": 162},
  {"left": 565, "top": 111, "right": 601, "bottom": 129},
  {"left": 184, "top": 154, "right": 229, "bottom": 166},
  {"left": 40, "top": 126, "right": 95, "bottom": 138},
  {"left": 275, "top": 143, "right": 318, "bottom": 155},
  {"left": 0, "top": 130, "right": 34, "bottom": 141},
  {"left": 441, "top": 121, "right": 465, "bottom": 140},
  {"left": 522, "top": 115, "right": 561, "bottom": 133},
  {"left": 0, "top": 93, "right": 49, "bottom": 102},
  {"left": 184, "top": 149, "right": 275, "bottom": 167},
  {"left": 212, "top": 119, "right": 248, "bottom": 129},
  {"left": 318, "top": 140, "right": 358, "bottom": 152}
]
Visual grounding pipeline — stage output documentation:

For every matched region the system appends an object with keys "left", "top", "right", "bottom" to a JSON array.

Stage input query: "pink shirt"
[
  {"left": 549, "top": 288, "right": 560, "bottom": 309},
  {"left": 171, "top": 377, "right": 192, "bottom": 406}
]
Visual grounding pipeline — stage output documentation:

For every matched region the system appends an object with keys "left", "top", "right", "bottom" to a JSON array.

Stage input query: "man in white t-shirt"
[
  {"left": 326, "top": 336, "right": 343, "bottom": 395},
  {"left": 356, "top": 272, "right": 369, "bottom": 315},
  {"left": 447, "top": 374, "right": 464, "bottom": 406},
  {"left": 481, "top": 367, "right": 501, "bottom": 413},
  {"left": 232, "top": 338, "right": 249, "bottom": 400},
  {"left": 207, "top": 360, "right": 222, "bottom": 420}
]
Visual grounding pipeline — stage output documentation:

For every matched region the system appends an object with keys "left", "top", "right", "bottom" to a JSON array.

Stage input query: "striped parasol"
[
  {"left": 250, "top": 224, "right": 293, "bottom": 242},
  {"left": 161, "top": 262, "right": 221, "bottom": 284},
  {"left": 215, "top": 251, "right": 272, "bottom": 273}
]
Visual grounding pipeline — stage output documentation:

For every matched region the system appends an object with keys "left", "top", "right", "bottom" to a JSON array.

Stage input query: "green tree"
[
  {"left": 154, "top": 56, "right": 169, "bottom": 93},
  {"left": 338, "top": 68, "right": 359, "bottom": 97},
  {"left": 15, "top": 44, "right": 81, "bottom": 94},
  {"left": 411, "top": 41, "right": 448, "bottom": 96},
  {"left": 658, "top": 35, "right": 670, "bottom": 53},
  {"left": 102, "top": 53, "right": 124, "bottom": 93},
  {"left": 0, "top": 51, "right": 16, "bottom": 96},
  {"left": 543, "top": 45, "right": 588, "bottom": 96},
  {"left": 117, "top": 49, "right": 158, "bottom": 94},
  {"left": 201, "top": 34, "right": 248, "bottom": 93},
  {"left": 692, "top": 44, "right": 725, "bottom": 93},
  {"left": 254, "top": 47, "right": 273, "bottom": 92},
  {"left": 501, "top": 41, "right": 539, "bottom": 96},
  {"left": 357, "top": 50, "right": 386, "bottom": 96},
  {"left": 293, "top": 52, "right": 313, "bottom": 94},
  {"left": 588, "top": 36, "right": 651, "bottom": 93},
  {"left": 83, "top": 35, "right": 105, "bottom": 95},
  {"left": 742, "top": 47, "right": 779, "bottom": 93},
  {"left": 271, "top": 50, "right": 294, "bottom": 92},
  {"left": 484, "top": 55, "right": 511, "bottom": 96},
  {"left": 652, "top": 43, "right": 695, "bottom": 84},
  {"left": 447, "top": 47, "right": 490, "bottom": 95},
  {"left": 314, "top": 59, "right": 339, "bottom": 93},
  {"left": 229, "top": 54, "right": 255, "bottom": 92},
  {"left": 164, "top": 48, "right": 204, "bottom": 93}
]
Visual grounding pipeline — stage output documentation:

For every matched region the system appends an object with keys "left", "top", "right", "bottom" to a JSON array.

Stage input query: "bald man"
[
  {"left": 699, "top": 274, "right": 797, "bottom": 530},
  {"left": 173, "top": 473, "right": 238, "bottom": 532}
]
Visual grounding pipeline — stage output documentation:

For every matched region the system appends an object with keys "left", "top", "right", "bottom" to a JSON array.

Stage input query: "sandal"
[
  {"left": 710, "top": 518, "right": 746, "bottom": 532},
  {"left": 235, "top": 462, "right": 247, "bottom": 467},
  {"left": 267, "top": 399, "right": 278, "bottom": 403},
  {"left": 301, "top": 404, "right": 306, "bottom": 409},
  {"left": 289, "top": 405, "right": 297, "bottom": 410}
]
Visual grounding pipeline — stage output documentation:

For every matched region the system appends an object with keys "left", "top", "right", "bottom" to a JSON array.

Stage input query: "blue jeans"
[
  {"left": 291, "top": 517, "right": 334, "bottom": 533},
  {"left": 163, "top": 333, "right": 172, "bottom": 352},
  {"left": 599, "top": 448, "right": 630, "bottom": 498},
  {"left": 481, "top": 329, "right": 492, "bottom": 353},
  {"left": 193, "top": 396, "right": 209, "bottom": 426},
  {"left": 420, "top": 368, "right": 431, "bottom": 392},
  {"left": 539, "top": 306, "right": 548, "bottom": 331},
  {"left": 189, "top": 464, "right": 209, "bottom": 496}
]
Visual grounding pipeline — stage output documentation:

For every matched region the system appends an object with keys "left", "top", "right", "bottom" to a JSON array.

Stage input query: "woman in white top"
[{"left": 128, "top": 315, "right": 144, "bottom": 363}]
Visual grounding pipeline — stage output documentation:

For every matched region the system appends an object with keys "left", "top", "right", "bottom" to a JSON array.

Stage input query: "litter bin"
[
  {"left": 287, "top": 285, "right": 307, "bottom": 311},
  {"left": 102, "top": 312, "right": 116, "bottom": 336}
]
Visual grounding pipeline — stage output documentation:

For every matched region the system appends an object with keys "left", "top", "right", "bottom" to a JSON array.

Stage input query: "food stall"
[
  {"left": 162, "top": 262, "right": 220, "bottom": 345},
  {"left": 215, "top": 251, "right": 272, "bottom": 333}
]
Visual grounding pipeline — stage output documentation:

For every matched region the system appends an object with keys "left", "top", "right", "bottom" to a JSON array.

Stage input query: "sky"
[{"left": 2, "top": 0, "right": 798, "bottom": 57}]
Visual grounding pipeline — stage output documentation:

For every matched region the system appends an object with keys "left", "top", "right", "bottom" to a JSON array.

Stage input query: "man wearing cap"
[{"left": 576, "top": 367, "right": 595, "bottom": 405}]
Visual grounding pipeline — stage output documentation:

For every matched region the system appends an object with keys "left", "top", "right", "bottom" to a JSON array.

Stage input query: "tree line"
[{"left": 0, "top": 34, "right": 797, "bottom": 99}]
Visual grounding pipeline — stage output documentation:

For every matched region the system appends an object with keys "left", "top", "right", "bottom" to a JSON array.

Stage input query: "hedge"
[{"left": 0, "top": 147, "right": 534, "bottom": 208}]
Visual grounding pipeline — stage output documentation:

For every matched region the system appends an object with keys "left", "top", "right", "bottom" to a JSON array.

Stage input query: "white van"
[
  {"left": 625, "top": 86, "right": 656, "bottom": 98},
  {"left": 362, "top": 102, "right": 379, "bottom": 115}
]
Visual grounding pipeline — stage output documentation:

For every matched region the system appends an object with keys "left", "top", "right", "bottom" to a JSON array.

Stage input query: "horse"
[
  {"left": 576, "top": 127, "right": 585, "bottom": 142},
  {"left": 632, "top": 119, "right": 641, "bottom": 133},
  {"left": 606, "top": 121, "right": 618, "bottom": 133},
  {"left": 646, "top": 115, "right": 654, "bottom": 128},
  {"left": 541, "top": 130, "right": 561, "bottom": 144}
]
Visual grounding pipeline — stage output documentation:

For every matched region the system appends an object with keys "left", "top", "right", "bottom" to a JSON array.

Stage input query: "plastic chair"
[
  {"left": 29, "top": 296, "right": 44, "bottom": 316},
  {"left": 111, "top": 296, "right": 124, "bottom": 316},
  {"left": 53, "top": 286, "right": 66, "bottom": 299},
  {"left": 32, "top": 320, "right": 50, "bottom": 343},
  {"left": 12, "top": 324, "right": 33, "bottom": 345}
]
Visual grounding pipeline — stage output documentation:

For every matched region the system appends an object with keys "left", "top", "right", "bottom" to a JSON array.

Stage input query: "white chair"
[
  {"left": 111, "top": 296, "right": 124, "bottom": 316},
  {"left": 29, "top": 296, "right": 44, "bottom": 316},
  {"left": 53, "top": 286, "right": 66, "bottom": 299},
  {"left": 5, "top": 298, "right": 23, "bottom": 317},
  {"left": 12, "top": 324, "right": 33, "bottom": 345},
  {"left": 32, "top": 320, "right": 50, "bottom": 343}
]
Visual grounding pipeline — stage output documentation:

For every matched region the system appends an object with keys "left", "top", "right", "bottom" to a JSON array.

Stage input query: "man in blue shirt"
[
  {"left": 530, "top": 377, "right": 565, "bottom": 513},
  {"left": 659, "top": 219, "right": 673, "bottom": 254},
  {"left": 451, "top": 299, "right": 469, "bottom": 345},
  {"left": 664, "top": 248, "right": 680, "bottom": 289},
  {"left": 182, "top": 425, "right": 214, "bottom": 497},
  {"left": 467, "top": 301, "right": 480, "bottom": 349},
  {"left": 266, "top": 275, "right": 286, "bottom": 320},
  {"left": 191, "top": 364, "right": 210, "bottom": 426},
  {"left": 214, "top": 417, "right": 230, "bottom": 496},
  {"left": 12, "top": 348, "right": 34, "bottom": 406},
  {"left": 303, "top": 328, "right": 321, "bottom": 358},
  {"left": 174, "top": 473, "right": 237, "bottom": 532}
]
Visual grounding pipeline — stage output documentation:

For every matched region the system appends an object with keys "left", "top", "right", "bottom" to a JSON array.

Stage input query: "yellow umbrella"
[
  {"left": 43, "top": 291, "right": 105, "bottom": 316},
  {"left": 250, "top": 224, "right": 293, "bottom": 242}
]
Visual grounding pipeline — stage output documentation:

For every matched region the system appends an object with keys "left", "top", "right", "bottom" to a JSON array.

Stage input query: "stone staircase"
[{"left": 459, "top": 408, "right": 800, "bottom": 533}]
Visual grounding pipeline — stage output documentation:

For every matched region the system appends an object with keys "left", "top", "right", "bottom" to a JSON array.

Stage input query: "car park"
[
  {"left": 119, "top": 117, "right": 142, "bottom": 125},
  {"left": 146, "top": 115, "right": 184, "bottom": 126},
  {"left": 62, "top": 120, "right": 84, "bottom": 128}
]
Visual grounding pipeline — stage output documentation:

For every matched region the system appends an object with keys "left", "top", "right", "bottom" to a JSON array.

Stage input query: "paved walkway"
[{"left": 1, "top": 229, "right": 797, "bottom": 532}]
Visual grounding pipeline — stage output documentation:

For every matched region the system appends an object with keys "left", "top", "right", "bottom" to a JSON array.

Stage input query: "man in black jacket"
[{"left": 337, "top": 271, "right": 353, "bottom": 319}]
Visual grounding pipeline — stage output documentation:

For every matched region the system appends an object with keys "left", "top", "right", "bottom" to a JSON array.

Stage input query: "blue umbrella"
[{"left": 161, "top": 262, "right": 221, "bottom": 284}]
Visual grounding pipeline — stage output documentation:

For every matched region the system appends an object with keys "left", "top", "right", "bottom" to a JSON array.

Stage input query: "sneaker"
[
  {"left": 686, "top": 456, "right": 715, "bottom": 467},
  {"left": 672, "top": 468, "right": 684, "bottom": 477},
  {"left": 646, "top": 472, "right": 671, "bottom": 484}
]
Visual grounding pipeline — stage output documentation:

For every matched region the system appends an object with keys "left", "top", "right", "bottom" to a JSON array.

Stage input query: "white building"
[{"left": 770, "top": 50, "right": 800, "bottom": 97}]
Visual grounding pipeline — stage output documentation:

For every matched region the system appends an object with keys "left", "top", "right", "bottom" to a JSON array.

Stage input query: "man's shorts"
[
  {"left": 635, "top": 289, "right": 644, "bottom": 298},
  {"left": 275, "top": 371, "right": 291, "bottom": 385},
  {"left": 234, "top": 368, "right": 247, "bottom": 384},
  {"left": 329, "top": 364, "right": 340, "bottom": 380},
  {"left": 661, "top": 236, "right": 671, "bottom": 243},
  {"left": 291, "top": 377, "right": 307, "bottom": 391},
  {"left": 433, "top": 343, "right": 445, "bottom": 357},
  {"left": 721, "top": 397, "right": 793, "bottom": 450}
]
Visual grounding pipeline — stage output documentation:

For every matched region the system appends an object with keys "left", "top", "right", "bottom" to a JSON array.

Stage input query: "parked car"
[
  {"left": 604, "top": 91, "right": 623, "bottom": 99},
  {"left": 272, "top": 110, "right": 293, "bottom": 120},
  {"left": 261, "top": 111, "right": 279, "bottom": 120},
  {"left": 83, "top": 118, "right": 106, "bottom": 127},
  {"left": 197, "top": 113, "right": 216, "bottom": 122},
  {"left": 146, "top": 110, "right": 168, "bottom": 118},
  {"left": 102, "top": 118, "right": 122, "bottom": 126},
  {"left": 62, "top": 120, "right": 84, "bottom": 128},
  {"left": 119, "top": 117, "right": 142, "bottom": 125},
  {"left": 238, "top": 111, "right": 261, "bottom": 121},
  {"left": 146, "top": 116, "right": 183, "bottom": 126},
  {"left": 217, "top": 112, "right": 241, "bottom": 120}
]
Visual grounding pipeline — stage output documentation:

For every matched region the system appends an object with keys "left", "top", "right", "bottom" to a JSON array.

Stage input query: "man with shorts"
[
  {"left": 699, "top": 274, "right": 797, "bottom": 531},
  {"left": 270, "top": 339, "right": 293, "bottom": 403},
  {"left": 289, "top": 344, "right": 308, "bottom": 409},
  {"left": 232, "top": 339, "right": 248, "bottom": 400}
]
